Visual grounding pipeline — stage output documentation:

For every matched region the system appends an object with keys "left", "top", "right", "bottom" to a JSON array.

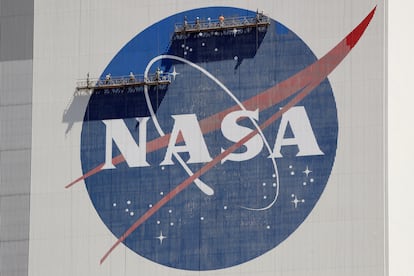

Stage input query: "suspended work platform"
[
  {"left": 75, "top": 72, "right": 171, "bottom": 95},
  {"left": 174, "top": 12, "right": 270, "bottom": 35}
]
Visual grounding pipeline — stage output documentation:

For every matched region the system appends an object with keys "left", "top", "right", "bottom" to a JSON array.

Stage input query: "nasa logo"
[{"left": 69, "top": 6, "right": 375, "bottom": 271}]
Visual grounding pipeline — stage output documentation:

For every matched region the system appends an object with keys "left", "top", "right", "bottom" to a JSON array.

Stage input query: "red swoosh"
[
  {"left": 66, "top": 7, "right": 375, "bottom": 189},
  {"left": 66, "top": 6, "right": 375, "bottom": 189},
  {"left": 98, "top": 7, "right": 377, "bottom": 264}
]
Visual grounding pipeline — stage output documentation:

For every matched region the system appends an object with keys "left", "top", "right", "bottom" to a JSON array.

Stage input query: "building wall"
[
  {"left": 1, "top": 0, "right": 387, "bottom": 275},
  {"left": 0, "top": 0, "right": 33, "bottom": 275},
  {"left": 388, "top": 2, "right": 414, "bottom": 276}
]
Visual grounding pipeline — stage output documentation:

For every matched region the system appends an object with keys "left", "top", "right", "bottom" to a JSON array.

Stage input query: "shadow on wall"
[
  {"left": 62, "top": 85, "right": 168, "bottom": 134},
  {"left": 163, "top": 25, "right": 267, "bottom": 71},
  {"left": 62, "top": 16, "right": 269, "bottom": 133}
]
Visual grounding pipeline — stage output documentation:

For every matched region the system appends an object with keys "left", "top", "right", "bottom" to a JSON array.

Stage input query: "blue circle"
[{"left": 81, "top": 7, "right": 337, "bottom": 270}]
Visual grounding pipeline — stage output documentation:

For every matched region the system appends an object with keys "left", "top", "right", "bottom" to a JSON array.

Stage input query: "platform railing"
[
  {"left": 174, "top": 13, "right": 270, "bottom": 34},
  {"left": 76, "top": 73, "right": 172, "bottom": 91}
]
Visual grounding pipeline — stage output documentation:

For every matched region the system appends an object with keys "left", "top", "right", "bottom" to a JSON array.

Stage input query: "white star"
[
  {"left": 232, "top": 28, "right": 238, "bottom": 36},
  {"left": 169, "top": 66, "right": 180, "bottom": 80},
  {"left": 155, "top": 231, "right": 167, "bottom": 244},
  {"left": 302, "top": 166, "right": 312, "bottom": 177},
  {"left": 291, "top": 194, "right": 305, "bottom": 208}
]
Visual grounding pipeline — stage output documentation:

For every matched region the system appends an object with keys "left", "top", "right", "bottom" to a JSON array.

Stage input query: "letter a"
[
  {"left": 269, "top": 106, "right": 324, "bottom": 158},
  {"left": 161, "top": 114, "right": 212, "bottom": 165}
]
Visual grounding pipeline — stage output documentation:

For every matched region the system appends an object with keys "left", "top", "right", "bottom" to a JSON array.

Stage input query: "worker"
[
  {"left": 105, "top": 73, "right": 111, "bottom": 84},
  {"left": 129, "top": 72, "right": 135, "bottom": 82},
  {"left": 219, "top": 15, "right": 224, "bottom": 26},
  {"left": 256, "top": 10, "right": 264, "bottom": 23},
  {"left": 155, "top": 68, "right": 161, "bottom": 81},
  {"left": 195, "top": 16, "right": 200, "bottom": 28},
  {"left": 86, "top": 72, "right": 90, "bottom": 88},
  {"left": 183, "top": 16, "right": 188, "bottom": 30}
]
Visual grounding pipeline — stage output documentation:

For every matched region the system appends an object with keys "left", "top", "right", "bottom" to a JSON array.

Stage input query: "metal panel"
[
  {"left": 0, "top": 14, "right": 33, "bottom": 61},
  {"left": 0, "top": 2, "right": 33, "bottom": 276},
  {"left": 0, "top": 104, "right": 32, "bottom": 150},
  {"left": 0, "top": 149, "right": 31, "bottom": 195},
  {"left": 0, "top": 60, "right": 33, "bottom": 106},
  {"left": 0, "top": 0, "right": 33, "bottom": 17},
  {"left": 0, "top": 240, "right": 29, "bottom": 276},
  {"left": 0, "top": 194, "right": 30, "bottom": 241}
]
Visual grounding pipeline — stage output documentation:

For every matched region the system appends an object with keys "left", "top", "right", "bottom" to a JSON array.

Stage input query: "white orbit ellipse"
[{"left": 143, "top": 54, "right": 280, "bottom": 211}]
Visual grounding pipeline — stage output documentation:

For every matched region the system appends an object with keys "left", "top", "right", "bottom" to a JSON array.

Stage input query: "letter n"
[{"left": 102, "top": 118, "right": 150, "bottom": 169}]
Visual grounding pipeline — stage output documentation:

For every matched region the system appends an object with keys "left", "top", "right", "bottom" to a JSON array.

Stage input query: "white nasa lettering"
[
  {"left": 160, "top": 114, "right": 213, "bottom": 165},
  {"left": 102, "top": 107, "right": 323, "bottom": 168},
  {"left": 102, "top": 117, "right": 150, "bottom": 169},
  {"left": 269, "top": 106, "right": 324, "bottom": 158},
  {"left": 220, "top": 109, "right": 263, "bottom": 163}
]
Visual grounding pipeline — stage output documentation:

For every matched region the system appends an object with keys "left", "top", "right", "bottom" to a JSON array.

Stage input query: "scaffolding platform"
[
  {"left": 174, "top": 12, "right": 270, "bottom": 35},
  {"left": 75, "top": 73, "right": 171, "bottom": 95}
]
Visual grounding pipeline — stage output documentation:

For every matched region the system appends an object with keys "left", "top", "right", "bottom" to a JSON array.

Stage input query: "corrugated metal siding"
[
  {"left": 0, "top": 1, "right": 33, "bottom": 275},
  {"left": 0, "top": 0, "right": 34, "bottom": 61}
]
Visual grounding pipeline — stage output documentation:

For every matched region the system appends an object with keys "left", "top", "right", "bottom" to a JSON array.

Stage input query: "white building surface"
[{"left": 5, "top": 1, "right": 411, "bottom": 276}]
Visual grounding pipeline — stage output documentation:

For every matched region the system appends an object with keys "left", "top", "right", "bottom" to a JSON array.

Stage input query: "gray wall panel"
[
  {"left": 0, "top": 194, "right": 30, "bottom": 241},
  {"left": 0, "top": 1, "right": 33, "bottom": 276},
  {"left": 0, "top": 14, "right": 34, "bottom": 61},
  {"left": 0, "top": 59, "right": 32, "bottom": 276},
  {"left": 0, "top": 0, "right": 33, "bottom": 269},
  {"left": 0, "top": 149, "right": 31, "bottom": 195},
  {"left": 0, "top": 60, "right": 33, "bottom": 105},
  {"left": 0, "top": 0, "right": 34, "bottom": 17},
  {"left": 0, "top": 104, "right": 32, "bottom": 150},
  {"left": 0, "top": 240, "right": 29, "bottom": 276}
]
